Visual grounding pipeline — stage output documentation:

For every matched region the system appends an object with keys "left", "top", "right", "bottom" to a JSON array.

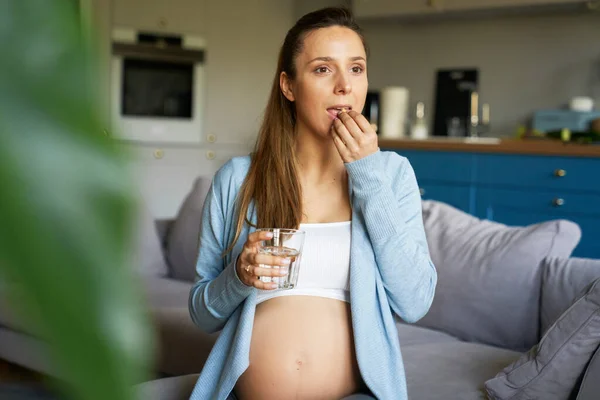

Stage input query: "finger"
[
  {"left": 347, "top": 110, "right": 373, "bottom": 134},
  {"left": 252, "top": 253, "right": 291, "bottom": 267},
  {"left": 247, "top": 230, "right": 274, "bottom": 245},
  {"left": 333, "top": 118, "right": 359, "bottom": 152},
  {"left": 254, "top": 265, "right": 289, "bottom": 277},
  {"left": 337, "top": 111, "right": 363, "bottom": 139},
  {"left": 252, "top": 278, "right": 279, "bottom": 291},
  {"left": 332, "top": 133, "right": 350, "bottom": 157}
]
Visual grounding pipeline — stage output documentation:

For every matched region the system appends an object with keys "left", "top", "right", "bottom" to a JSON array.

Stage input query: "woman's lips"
[
  {"left": 326, "top": 107, "right": 350, "bottom": 120},
  {"left": 326, "top": 109, "right": 339, "bottom": 120}
]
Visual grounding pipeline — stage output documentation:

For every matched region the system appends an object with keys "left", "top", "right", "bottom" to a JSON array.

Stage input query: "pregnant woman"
[{"left": 188, "top": 7, "right": 437, "bottom": 400}]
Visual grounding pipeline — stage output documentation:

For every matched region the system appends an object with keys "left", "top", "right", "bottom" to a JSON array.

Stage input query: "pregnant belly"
[{"left": 234, "top": 296, "right": 365, "bottom": 400}]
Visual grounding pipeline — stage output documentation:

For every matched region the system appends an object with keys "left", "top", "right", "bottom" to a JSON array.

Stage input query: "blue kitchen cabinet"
[
  {"left": 571, "top": 220, "right": 600, "bottom": 258},
  {"left": 386, "top": 148, "right": 600, "bottom": 259},
  {"left": 399, "top": 150, "right": 475, "bottom": 184},
  {"left": 475, "top": 154, "right": 599, "bottom": 193},
  {"left": 399, "top": 150, "right": 476, "bottom": 213},
  {"left": 476, "top": 187, "right": 600, "bottom": 259},
  {"left": 417, "top": 182, "right": 474, "bottom": 213}
]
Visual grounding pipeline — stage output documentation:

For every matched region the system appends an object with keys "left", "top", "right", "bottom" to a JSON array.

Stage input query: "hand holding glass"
[{"left": 256, "top": 228, "right": 305, "bottom": 290}]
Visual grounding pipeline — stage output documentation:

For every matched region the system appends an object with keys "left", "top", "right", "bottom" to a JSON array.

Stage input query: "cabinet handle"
[
  {"left": 153, "top": 149, "right": 164, "bottom": 159},
  {"left": 552, "top": 198, "right": 565, "bottom": 207},
  {"left": 554, "top": 169, "right": 567, "bottom": 177},
  {"left": 427, "top": 0, "right": 443, "bottom": 9},
  {"left": 419, "top": 188, "right": 426, "bottom": 196}
]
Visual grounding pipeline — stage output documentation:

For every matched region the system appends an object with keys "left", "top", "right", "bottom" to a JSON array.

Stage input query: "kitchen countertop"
[{"left": 378, "top": 137, "right": 600, "bottom": 158}]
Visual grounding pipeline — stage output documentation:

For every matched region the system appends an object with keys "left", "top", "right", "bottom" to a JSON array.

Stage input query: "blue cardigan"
[{"left": 188, "top": 150, "right": 437, "bottom": 399}]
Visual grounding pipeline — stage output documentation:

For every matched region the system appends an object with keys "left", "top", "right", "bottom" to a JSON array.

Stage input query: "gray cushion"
[
  {"left": 140, "top": 276, "right": 193, "bottom": 309},
  {"left": 165, "top": 176, "right": 212, "bottom": 282},
  {"left": 0, "top": 328, "right": 54, "bottom": 377},
  {"left": 135, "top": 277, "right": 218, "bottom": 376},
  {"left": 418, "top": 200, "right": 581, "bottom": 352},
  {"left": 403, "top": 341, "right": 521, "bottom": 400},
  {"left": 577, "top": 346, "right": 600, "bottom": 400},
  {"left": 540, "top": 257, "right": 600, "bottom": 335},
  {"left": 149, "top": 308, "right": 218, "bottom": 376},
  {"left": 129, "top": 201, "right": 169, "bottom": 277},
  {"left": 133, "top": 373, "right": 199, "bottom": 400},
  {"left": 485, "top": 278, "right": 600, "bottom": 400},
  {"left": 395, "top": 319, "right": 460, "bottom": 347}
]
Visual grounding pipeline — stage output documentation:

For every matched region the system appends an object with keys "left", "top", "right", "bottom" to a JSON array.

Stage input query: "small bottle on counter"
[
  {"left": 480, "top": 103, "right": 491, "bottom": 136},
  {"left": 469, "top": 92, "right": 479, "bottom": 138},
  {"left": 410, "top": 102, "right": 429, "bottom": 140}
]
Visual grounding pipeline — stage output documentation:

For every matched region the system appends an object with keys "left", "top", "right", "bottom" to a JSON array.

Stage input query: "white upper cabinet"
[
  {"left": 113, "top": 0, "right": 206, "bottom": 34},
  {"left": 79, "top": 0, "right": 113, "bottom": 123},
  {"left": 445, "top": 0, "right": 590, "bottom": 12},
  {"left": 353, "top": 0, "right": 593, "bottom": 19},
  {"left": 353, "top": 0, "right": 446, "bottom": 18}
]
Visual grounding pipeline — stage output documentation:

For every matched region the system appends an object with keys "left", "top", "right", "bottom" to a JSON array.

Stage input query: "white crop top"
[{"left": 256, "top": 221, "right": 352, "bottom": 305}]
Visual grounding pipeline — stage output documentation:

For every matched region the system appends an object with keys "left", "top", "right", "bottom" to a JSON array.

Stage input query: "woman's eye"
[
  {"left": 315, "top": 67, "right": 330, "bottom": 74},
  {"left": 351, "top": 66, "right": 364, "bottom": 74}
]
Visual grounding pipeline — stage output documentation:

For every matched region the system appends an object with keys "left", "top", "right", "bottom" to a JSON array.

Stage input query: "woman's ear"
[{"left": 280, "top": 72, "right": 295, "bottom": 102}]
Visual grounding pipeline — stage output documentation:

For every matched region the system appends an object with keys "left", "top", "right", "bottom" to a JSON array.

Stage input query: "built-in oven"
[{"left": 110, "top": 28, "right": 206, "bottom": 143}]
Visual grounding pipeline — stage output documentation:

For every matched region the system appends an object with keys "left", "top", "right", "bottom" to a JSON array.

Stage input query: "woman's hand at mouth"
[{"left": 331, "top": 110, "right": 378, "bottom": 163}]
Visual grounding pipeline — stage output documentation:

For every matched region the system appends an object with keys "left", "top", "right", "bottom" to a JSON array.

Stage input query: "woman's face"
[{"left": 281, "top": 26, "right": 368, "bottom": 138}]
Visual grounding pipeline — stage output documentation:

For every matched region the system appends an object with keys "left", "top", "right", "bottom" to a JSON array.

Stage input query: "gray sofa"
[{"left": 2, "top": 175, "right": 600, "bottom": 400}]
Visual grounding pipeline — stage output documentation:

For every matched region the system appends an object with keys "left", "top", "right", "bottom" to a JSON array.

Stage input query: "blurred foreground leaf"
[{"left": 0, "top": 2, "right": 153, "bottom": 399}]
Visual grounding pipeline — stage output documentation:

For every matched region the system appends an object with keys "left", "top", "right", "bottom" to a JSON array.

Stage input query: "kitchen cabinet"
[
  {"left": 353, "top": 0, "right": 594, "bottom": 19},
  {"left": 399, "top": 151, "right": 474, "bottom": 184},
  {"left": 113, "top": 0, "right": 206, "bottom": 35},
  {"left": 446, "top": 0, "right": 590, "bottom": 11},
  {"left": 418, "top": 182, "right": 474, "bottom": 212},
  {"left": 122, "top": 143, "right": 251, "bottom": 218},
  {"left": 476, "top": 186, "right": 600, "bottom": 258},
  {"left": 79, "top": 0, "right": 112, "bottom": 123},
  {"left": 475, "top": 153, "right": 599, "bottom": 193},
  {"left": 353, "top": 0, "right": 444, "bottom": 19},
  {"left": 386, "top": 148, "right": 600, "bottom": 259}
]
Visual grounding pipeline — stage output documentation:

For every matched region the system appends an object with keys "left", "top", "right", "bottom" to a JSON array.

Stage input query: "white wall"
[
  {"left": 360, "top": 11, "right": 600, "bottom": 135},
  {"left": 112, "top": 0, "right": 295, "bottom": 218}
]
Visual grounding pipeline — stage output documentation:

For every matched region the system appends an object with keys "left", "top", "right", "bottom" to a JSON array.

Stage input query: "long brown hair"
[{"left": 225, "top": 7, "right": 368, "bottom": 255}]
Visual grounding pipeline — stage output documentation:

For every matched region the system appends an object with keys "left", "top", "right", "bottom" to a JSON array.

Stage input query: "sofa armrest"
[
  {"left": 150, "top": 307, "right": 219, "bottom": 376},
  {"left": 577, "top": 345, "right": 600, "bottom": 400}
]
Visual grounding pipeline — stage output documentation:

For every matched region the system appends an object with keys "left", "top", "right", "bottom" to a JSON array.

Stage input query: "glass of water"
[{"left": 256, "top": 228, "right": 305, "bottom": 290}]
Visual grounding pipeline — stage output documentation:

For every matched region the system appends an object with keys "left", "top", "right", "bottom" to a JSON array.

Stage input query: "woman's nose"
[{"left": 334, "top": 73, "right": 352, "bottom": 95}]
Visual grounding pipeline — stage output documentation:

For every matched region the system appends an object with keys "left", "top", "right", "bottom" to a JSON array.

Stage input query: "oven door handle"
[{"left": 112, "top": 42, "right": 204, "bottom": 64}]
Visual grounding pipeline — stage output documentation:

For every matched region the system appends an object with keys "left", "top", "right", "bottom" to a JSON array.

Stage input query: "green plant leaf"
[{"left": 0, "top": 1, "right": 154, "bottom": 399}]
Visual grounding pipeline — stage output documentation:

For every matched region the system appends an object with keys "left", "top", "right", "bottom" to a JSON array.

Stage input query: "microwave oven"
[{"left": 110, "top": 28, "right": 206, "bottom": 143}]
